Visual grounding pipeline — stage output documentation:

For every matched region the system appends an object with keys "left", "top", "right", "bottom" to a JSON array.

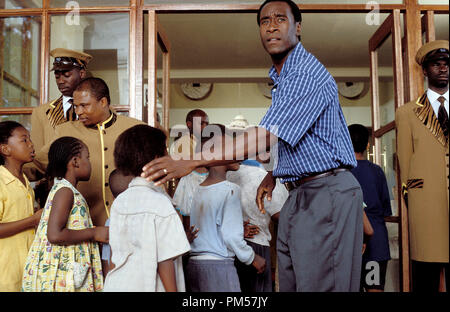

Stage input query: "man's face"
[
  {"left": 188, "top": 115, "right": 209, "bottom": 133},
  {"left": 259, "top": 1, "right": 301, "bottom": 57},
  {"left": 54, "top": 68, "right": 86, "bottom": 97},
  {"left": 423, "top": 56, "right": 449, "bottom": 89},
  {"left": 73, "top": 90, "right": 108, "bottom": 127}
]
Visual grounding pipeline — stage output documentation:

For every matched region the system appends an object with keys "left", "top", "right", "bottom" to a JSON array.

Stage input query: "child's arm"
[
  {"left": 363, "top": 210, "right": 374, "bottom": 237},
  {"left": 0, "top": 209, "right": 42, "bottom": 239},
  {"left": 157, "top": 258, "right": 177, "bottom": 292},
  {"left": 221, "top": 186, "right": 266, "bottom": 273},
  {"left": 47, "top": 187, "right": 108, "bottom": 245}
]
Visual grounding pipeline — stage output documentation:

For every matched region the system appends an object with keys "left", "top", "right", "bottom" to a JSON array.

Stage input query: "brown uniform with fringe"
[
  {"left": 30, "top": 96, "right": 76, "bottom": 152},
  {"left": 396, "top": 92, "right": 449, "bottom": 263}
]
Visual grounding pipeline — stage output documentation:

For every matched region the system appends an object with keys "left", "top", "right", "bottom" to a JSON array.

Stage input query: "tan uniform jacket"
[
  {"left": 34, "top": 112, "right": 145, "bottom": 226},
  {"left": 396, "top": 92, "right": 449, "bottom": 263},
  {"left": 30, "top": 96, "right": 67, "bottom": 152}
]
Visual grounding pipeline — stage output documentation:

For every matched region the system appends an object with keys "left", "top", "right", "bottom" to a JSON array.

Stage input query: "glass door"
[
  {"left": 369, "top": 9, "right": 407, "bottom": 291},
  {"left": 147, "top": 10, "right": 170, "bottom": 132}
]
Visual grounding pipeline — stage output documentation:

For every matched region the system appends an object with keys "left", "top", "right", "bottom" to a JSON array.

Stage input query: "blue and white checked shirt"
[{"left": 259, "top": 42, "right": 357, "bottom": 182}]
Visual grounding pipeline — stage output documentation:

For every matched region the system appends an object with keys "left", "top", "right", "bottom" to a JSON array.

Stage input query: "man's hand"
[
  {"left": 141, "top": 156, "right": 197, "bottom": 186},
  {"left": 251, "top": 254, "right": 266, "bottom": 274},
  {"left": 256, "top": 171, "right": 276, "bottom": 214},
  {"left": 244, "top": 220, "right": 260, "bottom": 239}
]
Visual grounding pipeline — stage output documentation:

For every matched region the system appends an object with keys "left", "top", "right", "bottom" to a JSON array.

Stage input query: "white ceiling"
[{"left": 153, "top": 11, "right": 448, "bottom": 82}]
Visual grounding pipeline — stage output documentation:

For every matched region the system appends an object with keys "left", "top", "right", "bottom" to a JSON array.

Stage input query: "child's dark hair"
[
  {"left": 0, "top": 121, "right": 25, "bottom": 165},
  {"left": 348, "top": 124, "right": 370, "bottom": 154},
  {"left": 109, "top": 169, "right": 132, "bottom": 198},
  {"left": 46, "top": 137, "right": 85, "bottom": 179},
  {"left": 114, "top": 124, "right": 167, "bottom": 177}
]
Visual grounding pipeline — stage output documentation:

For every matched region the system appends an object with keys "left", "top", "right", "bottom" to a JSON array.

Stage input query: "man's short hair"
[
  {"left": 74, "top": 77, "right": 111, "bottom": 106},
  {"left": 186, "top": 109, "right": 208, "bottom": 124},
  {"left": 348, "top": 124, "right": 370, "bottom": 154},
  {"left": 257, "top": 0, "right": 302, "bottom": 25}
]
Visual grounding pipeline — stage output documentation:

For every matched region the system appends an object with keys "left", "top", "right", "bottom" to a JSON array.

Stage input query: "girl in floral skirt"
[{"left": 22, "top": 137, "right": 108, "bottom": 292}]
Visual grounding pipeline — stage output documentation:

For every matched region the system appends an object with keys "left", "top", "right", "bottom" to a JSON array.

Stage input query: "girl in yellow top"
[
  {"left": 22, "top": 137, "right": 108, "bottom": 292},
  {"left": 0, "top": 121, "right": 43, "bottom": 292}
]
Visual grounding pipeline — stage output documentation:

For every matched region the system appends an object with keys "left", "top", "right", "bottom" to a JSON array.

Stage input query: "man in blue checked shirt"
[{"left": 141, "top": 0, "right": 363, "bottom": 292}]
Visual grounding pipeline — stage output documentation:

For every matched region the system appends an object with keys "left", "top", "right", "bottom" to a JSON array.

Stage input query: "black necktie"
[
  {"left": 67, "top": 98, "right": 77, "bottom": 121},
  {"left": 437, "top": 96, "right": 448, "bottom": 140}
]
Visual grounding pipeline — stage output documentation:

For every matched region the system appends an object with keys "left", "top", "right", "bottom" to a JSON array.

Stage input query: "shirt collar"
[
  {"left": 0, "top": 165, "right": 29, "bottom": 188},
  {"left": 427, "top": 89, "right": 449, "bottom": 116},
  {"left": 89, "top": 111, "right": 117, "bottom": 130},
  {"left": 129, "top": 176, "right": 176, "bottom": 206},
  {"left": 62, "top": 96, "right": 73, "bottom": 118},
  {"left": 269, "top": 42, "right": 306, "bottom": 84}
]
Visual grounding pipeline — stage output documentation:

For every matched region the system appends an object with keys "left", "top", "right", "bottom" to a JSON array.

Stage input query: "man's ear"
[
  {"left": 186, "top": 121, "right": 193, "bottom": 130},
  {"left": 296, "top": 22, "right": 301, "bottom": 37},
  {"left": 100, "top": 96, "right": 109, "bottom": 108},
  {"left": 79, "top": 69, "right": 87, "bottom": 79},
  {"left": 422, "top": 66, "right": 428, "bottom": 78}
]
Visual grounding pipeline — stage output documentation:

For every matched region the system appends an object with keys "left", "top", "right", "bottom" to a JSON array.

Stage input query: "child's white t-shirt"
[
  {"left": 104, "top": 177, "right": 190, "bottom": 292},
  {"left": 172, "top": 170, "right": 208, "bottom": 216},
  {"left": 226, "top": 164, "right": 289, "bottom": 246},
  {"left": 189, "top": 180, "right": 255, "bottom": 265}
]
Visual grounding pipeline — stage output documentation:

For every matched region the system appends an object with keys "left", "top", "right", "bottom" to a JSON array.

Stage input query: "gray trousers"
[
  {"left": 186, "top": 258, "right": 241, "bottom": 292},
  {"left": 277, "top": 170, "right": 363, "bottom": 292}
]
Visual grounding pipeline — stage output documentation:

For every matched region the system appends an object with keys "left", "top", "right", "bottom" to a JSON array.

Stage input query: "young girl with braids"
[
  {"left": 0, "top": 121, "right": 42, "bottom": 291},
  {"left": 22, "top": 137, "right": 108, "bottom": 292}
]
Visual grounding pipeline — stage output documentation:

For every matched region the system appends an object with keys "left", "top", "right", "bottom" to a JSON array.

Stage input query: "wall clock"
[
  {"left": 180, "top": 82, "right": 213, "bottom": 100},
  {"left": 337, "top": 82, "right": 365, "bottom": 99}
]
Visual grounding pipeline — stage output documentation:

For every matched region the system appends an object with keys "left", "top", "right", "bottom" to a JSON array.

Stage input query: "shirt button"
[
  {"left": 104, "top": 147, "right": 108, "bottom": 151},
  {"left": 103, "top": 130, "right": 106, "bottom": 135},
  {"left": 105, "top": 182, "right": 109, "bottom": 187},
  {"left": 105, "top": 165, "right": 109, "bottom": 169},
  {"left": 106, "top": 201, "right": 109, "bottom": 206}
]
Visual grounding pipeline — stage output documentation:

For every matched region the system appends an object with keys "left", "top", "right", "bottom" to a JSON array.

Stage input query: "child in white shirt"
[{"left": 103, "top": 125, "right": 190, "bottom": 292}]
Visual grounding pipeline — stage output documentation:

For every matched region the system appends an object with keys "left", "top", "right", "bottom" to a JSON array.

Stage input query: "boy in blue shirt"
[{"left": 348, "top": 124, "right": 392, "bottom": 292}]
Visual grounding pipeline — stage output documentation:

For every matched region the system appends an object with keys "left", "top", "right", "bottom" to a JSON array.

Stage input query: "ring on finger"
[{"left": 163, "top": 168, "right": 168, "bottom": 175}]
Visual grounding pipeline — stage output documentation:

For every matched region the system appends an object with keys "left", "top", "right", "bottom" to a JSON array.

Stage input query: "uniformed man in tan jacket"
[
  {"left": 34, "top": 77, "right": 145, "bottom": 227},
  {"left": 396, "top": 40, "right": 449, "bottom": 292},
  {"left": 31, "top": 48, "right": 92, "bottom": 152}
]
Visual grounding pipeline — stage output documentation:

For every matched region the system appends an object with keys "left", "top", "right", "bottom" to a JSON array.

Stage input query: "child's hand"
[
  {"left": 251, "top": 254, "right": 266, "bottom": 274},
  {"left": 32, "top": 209, "right": 43, "bottom": 226},
  {"left": 94, "top": 226, "right": 109, "bottom": 243},
  {"left": 243, "top": 220, "right": 259, "bottom": 238},
  {"left": 186, "top": 225, "right": 199, "bottom": 243}
]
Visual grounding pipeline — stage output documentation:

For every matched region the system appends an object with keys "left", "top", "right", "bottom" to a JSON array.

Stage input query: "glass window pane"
[
  {"left": 379, "top": 129, "right": 397, "bottom": 217},
  {"left": 1, "top": 16, "right": 41, "bottom": 108},
  {"left": 0, "top": 114, "right": 32, "bottom": 131},
  {"left": 145, "top": 0, "right": 402, "bottom": 4},
  {"left": 377, "top": 34, "right": 396, "bottom": 128},
  {"left": 378, "top": 129, "right": 400, "bottom": 291},
  {"left": 3, "top": 0, "right": 41, "bottom": 9},
  {"left": 49, "top": 13, "right": 129, "bottom": 107},
  {"left": 50, "top": 0, "right": 129, "bottom": 7},
  {"left": 419, "top": 0, "right": 449, "bottom": 4},
  {"left": 435, "top": 13, "right": 449, "bottom": 41}
]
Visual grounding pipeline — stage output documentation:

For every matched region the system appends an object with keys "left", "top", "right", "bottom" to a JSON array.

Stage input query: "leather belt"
[{"left": 284, "top": 167, "right": 351, "bottom": 192}]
